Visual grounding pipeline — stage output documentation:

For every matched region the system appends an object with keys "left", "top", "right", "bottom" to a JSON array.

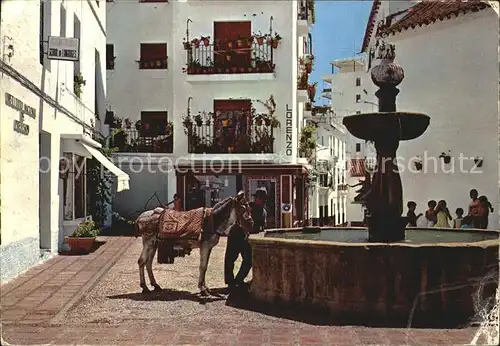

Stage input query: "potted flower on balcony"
[
  {"left": 271, "top": 33, "right": 282, "bottom": 49},
  {"left": 135, "top": 120, "right": 142, "bottom": 131},
  {"left": 124, "top": 118, "right": 132, "bottom": 129},
  {"left": 307, "top": 82, "right": 317, "bottom": 101},
  {"left": 183, "top": 38, "right": 191, "bottom": 50},
  {"left": 474, "top": 157, "right": 483, "bottom": 167},
  {"left": 182, "top": 115, "right": 193, "bottom": 135},
  {"left": 65, "top": 219, "right": 99, "bottom": 254},
  {"left": 194, "top": 113, "right": 203, "bottom": 127},
  {"left": 165, "top": 120, "right": 173, "bottom": 136},
  {"left": 304, "top": 55, "right": 314, "bottom": 73},
  {"left": 112, "top": 129, "right": 128, "bottom": 151},
  {"left": 201, "top": 36, "right": 210, "bottom": 46},
  {"left": 414, "top": 157, "right": 423, "bottom": 171},
  {"left": 191, "top": 38, "right": 200, "bottom": 48},
  {"left": 254, "top": 31, "right": 265, "bottom": 46}
]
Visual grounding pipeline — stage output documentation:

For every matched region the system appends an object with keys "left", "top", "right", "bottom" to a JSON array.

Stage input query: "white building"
[
  {"left": 0, "top": 0, "right": 129, "bottom": 283},
  {"left": 361, "top": 0, "right": 499, "bottom": 228},
  {"left": 321, "top": 57, "right": 375, "bottom": 223},
  {"left": 305, "top": 106, "right": 348, "bottom": 225},
  {"left": 106, "top": 0, "right": 315, "bottom": 227}
]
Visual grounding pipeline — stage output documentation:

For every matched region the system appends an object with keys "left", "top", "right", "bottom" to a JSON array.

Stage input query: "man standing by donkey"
[{"left": 224, "top": 189, "right": 267, "bottom": 291}]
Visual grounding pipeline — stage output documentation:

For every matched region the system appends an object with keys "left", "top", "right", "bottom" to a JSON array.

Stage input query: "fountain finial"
[{"left": 370, "top": 40, "right": 405, "bottom": 112}]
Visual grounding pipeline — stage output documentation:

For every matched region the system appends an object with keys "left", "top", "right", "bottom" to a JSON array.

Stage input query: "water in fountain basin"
[{"left": 265, "top": 228, "right": 498, "bottom": 243}]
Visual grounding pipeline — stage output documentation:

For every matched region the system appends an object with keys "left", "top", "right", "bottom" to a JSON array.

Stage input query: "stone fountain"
[
  {"left": 248, "top": 41, "right": 499, "bottom": 327},
  {"left": 342, "top": 41, "right": 430, "bottom": 242}
]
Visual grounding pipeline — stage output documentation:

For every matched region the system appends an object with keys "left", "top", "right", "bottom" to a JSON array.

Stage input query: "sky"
[{"left": 309, "top": 0, "right": 373, "bottom": 105}]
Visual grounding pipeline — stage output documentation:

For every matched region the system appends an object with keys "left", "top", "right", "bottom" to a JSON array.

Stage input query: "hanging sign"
[{"left": 47, "top": 36, "right": 80, "bottom": 61}]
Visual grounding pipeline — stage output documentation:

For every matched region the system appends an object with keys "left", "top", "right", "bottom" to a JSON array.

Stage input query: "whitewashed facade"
[
  {"left": 361, "top": 0, "right": 499, "bottom": 228},
  {"left": 106, "top": 0, "right": 315, "bottom": 227},
  {"left": 321, "top": 57, "right": 375, "bottom": 223},
  {"left": 0, "top": 0, "right": 129, "bottom": 283}
]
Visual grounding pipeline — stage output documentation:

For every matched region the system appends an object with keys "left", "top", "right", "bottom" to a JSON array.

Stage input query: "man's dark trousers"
[{"left": 224, "top": 229, "right": 252, "bottom": 286}]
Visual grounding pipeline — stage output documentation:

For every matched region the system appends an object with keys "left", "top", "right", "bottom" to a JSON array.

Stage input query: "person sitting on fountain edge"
[
  {"left": 406, "top": 201, "right": 422, "bottom": 227},
  {"left": 224, "top": 189, "right": 267, "bottom": 291}
]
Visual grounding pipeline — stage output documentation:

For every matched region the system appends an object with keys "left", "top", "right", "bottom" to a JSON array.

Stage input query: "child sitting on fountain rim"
[
  {"left": 460, "top": 216, "right": 474, "bottom": 229},
  {"left": 453, "top": 208, "right": 464, "bottom": 228},
  {"left": 406, "top": 201, "right": 422, "bottom": 227},
  {"left": 434, "top": 200, "right": 452, "bottom": 228},
  {"left": 425, "top": 200, "right": 437, "bottom": 227}
]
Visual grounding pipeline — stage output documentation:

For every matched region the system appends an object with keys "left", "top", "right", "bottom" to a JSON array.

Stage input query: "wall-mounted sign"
[
  {"left": 47, "top": 36, "right": 80, "bottom": 61},
  {"left": 5, "top": 93, "right": 37, "bottom": 136},
  {"left": 285, "top": 104, "right": 293, "bottom": 156}
]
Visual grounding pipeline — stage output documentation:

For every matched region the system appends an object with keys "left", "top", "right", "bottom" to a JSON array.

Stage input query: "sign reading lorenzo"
[
  {"left": 285, "top": 104, "right": 293, "bottom": 156},
  {"left": 5, "top": 93, "right": 37, "bottom": 136}
]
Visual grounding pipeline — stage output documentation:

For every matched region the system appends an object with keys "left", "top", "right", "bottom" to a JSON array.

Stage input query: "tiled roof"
[
  {"left": 380, "top": 0, "right": 490, "bottom": 36},
  {"left": 361, "top": 0, "right": 382, "bottom": 52}
]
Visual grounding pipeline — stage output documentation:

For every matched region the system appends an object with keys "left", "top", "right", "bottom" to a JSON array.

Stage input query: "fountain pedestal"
[{"left": 343, "top": 41, "right": 430, "bottom": 242}]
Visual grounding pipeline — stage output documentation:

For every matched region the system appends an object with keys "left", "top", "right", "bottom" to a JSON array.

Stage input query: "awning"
[{"left": 81, "top": 142, "right": 130, "bottom": 192}]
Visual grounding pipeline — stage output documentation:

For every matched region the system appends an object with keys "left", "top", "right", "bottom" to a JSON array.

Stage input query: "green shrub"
[{"left": 71, "top": 220, "right": 99, "bottom": 237}]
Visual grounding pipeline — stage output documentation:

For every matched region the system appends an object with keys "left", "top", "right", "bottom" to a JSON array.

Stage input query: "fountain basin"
[
  {"left": 342, "top": 112, "right": 430, "bottom": 141},
  {"left": 249, "top": 227, "right": 499, "bottom": 327}
]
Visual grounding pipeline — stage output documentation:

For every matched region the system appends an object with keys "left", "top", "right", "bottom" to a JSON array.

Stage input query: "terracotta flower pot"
[
  {"left": 272, "top": 40, "right": 279, "bottom": 49},
  {"left": 65, "top": 236, "right": 95, "bottom": 253},
  {"left": 256, "top": 37, "right": 264, "bottom": 45}
]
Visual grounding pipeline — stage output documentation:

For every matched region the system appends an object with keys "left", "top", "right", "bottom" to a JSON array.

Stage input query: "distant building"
[{"left": 106, "top": 0, "right": 316, "bottom": 227}]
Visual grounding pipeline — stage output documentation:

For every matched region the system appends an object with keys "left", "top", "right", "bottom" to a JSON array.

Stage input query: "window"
[
  {"left": 214, "top": 21, "right": 251, "bottom": 68},
  {"left": 106, "top": 44, "right": 115, "bottom": 70},
  {"left": 356, "top": 110, "right": 361, "bottom": 114},
  {"left": 356, "top": 77, "right": 361, "bottom": 86},
  {"left": 141, "top": 111, "right": 168, "bottom": 137},
  {"left": 356, "top": 94, "right": 361, "bottom": 103},
  {"left": 356, "top": 143, "right": 361, "bottom": 152},
  {"left": 214, "top": 99, "right": 251, "bottom": 151},
  {"left": 62, "top": 153, "right": 87, "bottom": 220},
  {"left": 139, "top": 43, "right": 167, "bottom": 69},
  {"left": 39, "top": 1, "right": 44, "bottom": 65}
]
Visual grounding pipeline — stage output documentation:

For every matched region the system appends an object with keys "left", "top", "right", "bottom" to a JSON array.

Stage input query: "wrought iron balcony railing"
[
  {"left": 185, "top": 120, "right": 275, "bottom": 154},
  {"left": 110, "top": 128, "right": 173, "bottom": 153},
  {"left": 183, "top": 38, "right": 275, "bottom": 75}
]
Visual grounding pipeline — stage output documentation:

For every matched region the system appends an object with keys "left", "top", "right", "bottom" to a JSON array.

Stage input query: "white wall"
[
  {"left": 0, "top": 0, "right": 106, "bottom": 282},
  {"left": 384, "top": 9, "right": 499, "bottom": 228}
]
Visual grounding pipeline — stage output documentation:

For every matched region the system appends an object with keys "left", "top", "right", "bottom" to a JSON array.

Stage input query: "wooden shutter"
[
  {"left": 213, "top": 21, "right": 251, "bottom": 67},
  {"left": 140, "top": 43, "right": 167, "bottom": 60}
]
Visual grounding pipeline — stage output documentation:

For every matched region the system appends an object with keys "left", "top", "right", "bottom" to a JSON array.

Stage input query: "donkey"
[{"left": 136, "top": 192, "right": 254, "bottom": 296}]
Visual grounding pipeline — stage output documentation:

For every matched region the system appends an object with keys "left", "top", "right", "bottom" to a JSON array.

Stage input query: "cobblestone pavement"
[{"left": 1, "top": 236, "right": 488, "bottom": 345}]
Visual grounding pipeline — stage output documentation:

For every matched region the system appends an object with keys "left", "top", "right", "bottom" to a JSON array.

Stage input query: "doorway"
[
  {"left": 39, "top": 131, "right": 51, "bottom": 250},
  {"left": 246, "top": 177, "right": 278, "bottom": 229}
]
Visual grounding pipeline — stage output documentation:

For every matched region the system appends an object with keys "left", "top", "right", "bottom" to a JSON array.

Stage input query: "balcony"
[
  {"left": 297, "top": 0, "right": 315, "bottom": 36},
  {"left": 183, "top": 37, "right": 277, "bottom": 82},
  {"left": 182, "top": 110, "right": 276, "bottom": 154},
  {"left": 110, "top": 128, "right": 173, "bottom": 153}
]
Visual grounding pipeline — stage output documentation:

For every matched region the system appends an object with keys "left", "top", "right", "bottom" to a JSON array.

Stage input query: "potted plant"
[
  {"left": 304, "top": 55, "right": 314, "bottom": 73},
  {"left": 112, "top": 115, "right": 122, "bottom": 129},
  {"left": 271, "top": 33, "right": 282, "bottom": 48},
  {"left": 165, "top": 121, "right": 173, "bottom": 136},
  {"left": 135, "top": 120, "right": 142, "bottom": 131},
  {"left": 112, "top": 129, "right": 128, "bottom": 150},
  {"left": 439, "top": 151, "right": 451, "bottom": 164},
  {"left": 307, "top": 82, "right": 317, "bottom": 101},
  {"left": 183, "top": 38, "right": 191, "bottom": 50},
  {"left": 270, "top": 116, "right": 280, "bottom": 128},
  {"left": 124, "top": 118, "right": 132, "bottom": 129},
  {"left": 201, "top": 36, "right": 210, "bottom": 46},
  {"left": 194, "top": 113, "right": 203, "bottom": 126},
  {"left": 182, "top": 115, "right": 193, "bottom": 134},
  {"left": 254, "top": 31, "right": 265, "bottom": 45},
  {"left": 474, "top": 157, "right": 483, "bottom": 167},
  {"left": 74, "top": 72, "right": 86, "bottom": 98},
  {"left": 191, "top": 38, "right": 200, "bottom": 48},
  {"left": 65, "top": 219, "right": 99, "bottom": 254}
]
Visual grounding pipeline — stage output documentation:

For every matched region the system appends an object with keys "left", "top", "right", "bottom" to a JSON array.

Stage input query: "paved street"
[{"left": 0, "top": 236, "right": 488, "bottom": 345}]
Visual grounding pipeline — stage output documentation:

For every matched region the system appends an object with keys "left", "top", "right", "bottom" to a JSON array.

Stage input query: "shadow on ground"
[{"left": 107, "top": 287, "right": 229, "bottom": 305}]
